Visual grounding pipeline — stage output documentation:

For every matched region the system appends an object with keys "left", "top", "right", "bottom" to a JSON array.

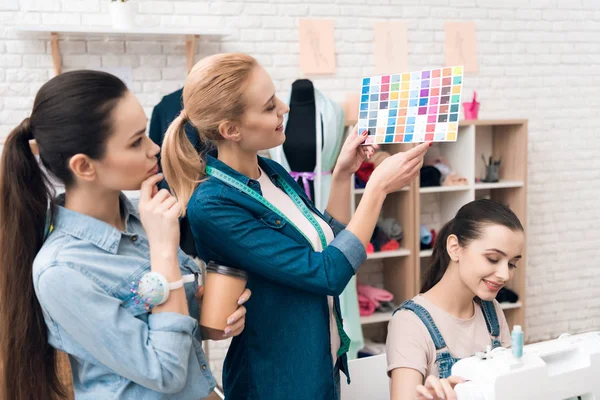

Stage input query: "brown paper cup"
[{"left": 200, "top": 262, "right": 247, "bottom": 332}]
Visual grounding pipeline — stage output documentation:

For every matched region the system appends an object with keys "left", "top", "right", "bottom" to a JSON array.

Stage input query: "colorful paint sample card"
[{"left": 357, "top": 66, "right": 464, "bottom": 144}]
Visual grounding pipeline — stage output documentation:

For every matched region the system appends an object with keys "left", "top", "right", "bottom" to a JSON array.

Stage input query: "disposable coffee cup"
[{"left": 200, "top": 262, "right": 248, "bottom": 333}]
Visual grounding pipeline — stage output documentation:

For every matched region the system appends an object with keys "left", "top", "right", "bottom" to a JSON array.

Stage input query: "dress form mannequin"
[{"left": 282, "top": 79, "right": 322, "bottom": 200}]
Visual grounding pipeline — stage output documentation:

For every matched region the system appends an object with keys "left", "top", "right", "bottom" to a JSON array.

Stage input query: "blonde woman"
[{"left": 162, "top": 53, "right": 430, "bottom": 400}]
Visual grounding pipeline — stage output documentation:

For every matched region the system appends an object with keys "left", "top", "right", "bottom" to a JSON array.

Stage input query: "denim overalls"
[{"left": 394, "top": 299, "right": 502, "bottom": 378}]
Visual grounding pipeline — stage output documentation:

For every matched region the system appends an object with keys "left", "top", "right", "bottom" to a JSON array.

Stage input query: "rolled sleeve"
[
  {"left": 148, "top": 312, "right": 197, "bottom": 333},
  {"left": 328, "top": 229, "right": 367, "bottom": 273},
  {"left": 190, "top": 197, "right": 359, "bottom": 296},
  {"left": 323, "top": 210, "right": 347, "bottom": 236},
  {"left": 35, "top": 265, "right": 196, "bottom": 394}
]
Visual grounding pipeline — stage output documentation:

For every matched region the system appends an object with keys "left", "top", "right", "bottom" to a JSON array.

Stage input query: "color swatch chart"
[{"left": 357, "top": 66, "right": 464, "bottom": 144}]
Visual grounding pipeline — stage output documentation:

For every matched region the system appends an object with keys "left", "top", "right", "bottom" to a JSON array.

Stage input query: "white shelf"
[
  {"left": 361, "top": 311, "right": 394, "bottom": 325},
  {"left": 474, "top": 181, "right": 524, "bottom": 190},
  {"left": 15, "top": 26, "right": 229, "bottom": 37},
  {"left": 419, "top": 249, "right": 433, "bottom": 258},
  {"left": 420, "top": 185, "right": 472, "bottom": 194},
  {"left": 367, "top": 249, "right": 411, "bottom": 260},
  {"left": 14, "top": 25, "right": 228, "bottom": 77},
  {"left": 499, "top": 301, "right": 522, "bottom": 310},
  {"left": 360, "top": 303, "right": 521, "bottom": 325},
  {"left": 354, "top": 186, "right": 409, "bottom": 195}
]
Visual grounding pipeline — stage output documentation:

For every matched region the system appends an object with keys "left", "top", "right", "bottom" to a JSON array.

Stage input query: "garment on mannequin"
[{"left": 282, "top": 79, "right": 324, "bottom": 200}]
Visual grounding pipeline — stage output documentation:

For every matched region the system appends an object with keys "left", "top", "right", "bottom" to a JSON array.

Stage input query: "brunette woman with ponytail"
[
  {"left": 386, "top": 199, "right": 525, "bottom": 400},
  {"left": 0, "top": 70, "right": 249, "bottom": 400}
]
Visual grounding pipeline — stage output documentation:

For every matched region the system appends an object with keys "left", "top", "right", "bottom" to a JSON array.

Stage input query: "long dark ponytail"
[
  {"left": 421, "top": 199, "right": 524, "bottom": 293},
  {"left": 0, "top": 70, "right": 127, "bottom": 399}
]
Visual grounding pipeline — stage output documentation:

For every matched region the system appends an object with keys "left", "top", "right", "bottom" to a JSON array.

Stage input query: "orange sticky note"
[
  {"left": 298, "top": 19, "right": 336, "bottom": 75},
  {"left": 445, "top": 22, "right": 478, "bottom": 73},
  {"left": 373, "top": 21, "right": 409, "bottom": 75}
]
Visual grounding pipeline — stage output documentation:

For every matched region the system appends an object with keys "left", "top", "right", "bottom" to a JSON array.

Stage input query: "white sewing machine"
[{"left": 451, "top": 331, "right": 600, "bottom": 400}]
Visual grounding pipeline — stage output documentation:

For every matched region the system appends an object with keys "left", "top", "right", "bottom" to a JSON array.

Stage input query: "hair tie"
[
  {"left": 180, "top": 110, "right": 189, "bottom": 122},
  {"left": 21, "top": 117, "right": 34, "bottom": 140}
]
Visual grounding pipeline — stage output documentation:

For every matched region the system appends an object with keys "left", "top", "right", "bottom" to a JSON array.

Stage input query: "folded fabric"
[
  {"left": 496, "top": 287, "right": 519, "bottom": 303},
  {"left": 361, "top": 339, "right": 387, "bottom": 356},
  {"left": 378, "top": 217, "right": 404, "bottom": 241},
  {"left": 420, "top": 165, "right": 442, "bottom": 187},
  {"left": 420, "top": 225, "right": 436, "bottom": 250},
  {"left": 370, "top": 226, "right": 400, "bottom": 252},
  {"left": 357, "top": 284, "right": 394, "bottom": 309},
  {"left": 376, "top": 300, "right": 397, "bottom": 313},
  {"left": 430, "top": 229, "right": 437, "bottom": 247},
  {"left": 354, "top": 175, "right": 367, "bottom": 189},
  {"left": 433, "top": 160, "right": 453, "bottom": 177},
  {"left": 358, "top": 293, "right": 376, "bottom": 316},
  {"left": 355, "top": 161, "right": 375, "bottom": 184},
  {"left": 420, "top": 225, "right": 432, "bottom": 246},
  {"left": 443, "top": 172, "right": 469, "bottom": 186},
  {"left": 381, "top": 239, "right": 400, "bottom": 252}
]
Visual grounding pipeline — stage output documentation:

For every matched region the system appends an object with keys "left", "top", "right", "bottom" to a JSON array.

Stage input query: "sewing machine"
[{"left": 451, "top": 331, "right": 600, "bottom": 400}]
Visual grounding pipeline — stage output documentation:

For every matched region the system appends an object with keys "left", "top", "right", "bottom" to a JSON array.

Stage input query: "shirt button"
[
  {"left": 201, "top": 364, "right": 207, "bottom": 371},
  {"left": 131, "top": 235, "right": 138, "bottom": 242},
  {"left": 275, "top": 220, "right": 281, "bottom": 225}
]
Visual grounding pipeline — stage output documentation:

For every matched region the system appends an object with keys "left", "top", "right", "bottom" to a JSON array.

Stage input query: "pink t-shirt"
[{"left": 386, "top": 294, "right": 511, "bottom": 378}]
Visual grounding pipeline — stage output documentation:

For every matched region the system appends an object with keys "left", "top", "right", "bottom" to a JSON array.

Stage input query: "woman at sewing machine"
[{"left": 385, "top": 199, "right": 525, "bottom": 400}]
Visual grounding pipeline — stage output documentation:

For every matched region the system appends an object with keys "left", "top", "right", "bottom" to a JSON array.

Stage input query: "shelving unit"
[
  {"left": 351, "top": 142, "right": 419, "bottom": 332},
  {"left": 352, "top": 119, "right": 528, "bottom": 336},
  {"left": 360, "top": 301, "right": 523, "bottom": 326},
  {"left": 419, "top": 185, "right": 472, "bottom": 194},
  {"left": 367, "top": 248, "right": 411, "bottom": 260},
  {"left": 360, "top": 311, "right": 395, "bottom": 326}
]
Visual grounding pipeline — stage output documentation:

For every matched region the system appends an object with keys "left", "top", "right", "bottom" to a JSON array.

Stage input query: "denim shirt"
[
  {"left": 32, "top": 194, "right": 216, "bottom": 399},
  {"left": 187, "top": 154, "right": 367, "bottom": 400}
]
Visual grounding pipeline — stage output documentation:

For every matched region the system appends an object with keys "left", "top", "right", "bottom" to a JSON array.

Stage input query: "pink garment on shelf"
[
  {"left": 358, "top": 294, "right": 376, "bottom": 316},
  {"left": 366, "top": 242, "right": 375, "bottom": 254},
  {"left": 357, "top": 284, "right": 394, "bottom": 309}
]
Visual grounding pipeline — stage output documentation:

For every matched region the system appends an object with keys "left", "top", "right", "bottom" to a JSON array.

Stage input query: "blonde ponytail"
[
  {"left": 161, "top": 52, "right": 258, "bottom": 214},
  {"left": 161, "top": 112, "right": 203, "bottom": 215}
]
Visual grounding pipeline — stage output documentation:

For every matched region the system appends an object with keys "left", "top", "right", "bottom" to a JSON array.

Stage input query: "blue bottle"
[{"left": 512, "top": 325, "right": 524, "bottom": 359}]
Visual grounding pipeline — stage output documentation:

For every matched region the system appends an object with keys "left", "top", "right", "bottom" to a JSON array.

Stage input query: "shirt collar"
[
  {"left": 51, "top": 193, "right": 139, "bottom": 254},
  {"left": 205, "top": 149, "right": 280, "bottom": 186}
]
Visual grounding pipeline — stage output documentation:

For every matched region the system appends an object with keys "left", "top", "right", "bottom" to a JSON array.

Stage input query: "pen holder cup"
[{"left": 484, "top": 165, "right": 500, "bottom": 183}]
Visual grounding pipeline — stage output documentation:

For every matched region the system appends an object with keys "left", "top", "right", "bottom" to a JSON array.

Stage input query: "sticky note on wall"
[
  {"left": 373, "top": 21, "right": 409, "bottom": 76},
  {"left": 298, "top": 19, "right": 336, "bottom": 75},
  {"left": 445, "top": 22, "right": 478, "bottom": 73}
]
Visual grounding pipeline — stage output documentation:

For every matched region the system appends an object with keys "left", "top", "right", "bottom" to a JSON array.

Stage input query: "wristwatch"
[{"left": 133, "top": 272, "right": 197, "bottom": 309}]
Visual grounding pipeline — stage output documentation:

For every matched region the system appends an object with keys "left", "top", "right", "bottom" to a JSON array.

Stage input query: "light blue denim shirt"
[{"left": 32, "top": 194, "right": 216, "bottom": 399}]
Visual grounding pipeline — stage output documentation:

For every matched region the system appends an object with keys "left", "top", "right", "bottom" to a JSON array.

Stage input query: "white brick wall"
[{"left": 2, "top": 0, "right": 600, "bottom": 386}]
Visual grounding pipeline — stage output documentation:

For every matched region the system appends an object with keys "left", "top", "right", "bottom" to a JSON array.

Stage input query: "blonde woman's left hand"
[
  {"left": 196, "top": 286, "right": 251, "bottom": 340},
  {"left": 334, "top": 125, "right": 379, "bottom": 176}
]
